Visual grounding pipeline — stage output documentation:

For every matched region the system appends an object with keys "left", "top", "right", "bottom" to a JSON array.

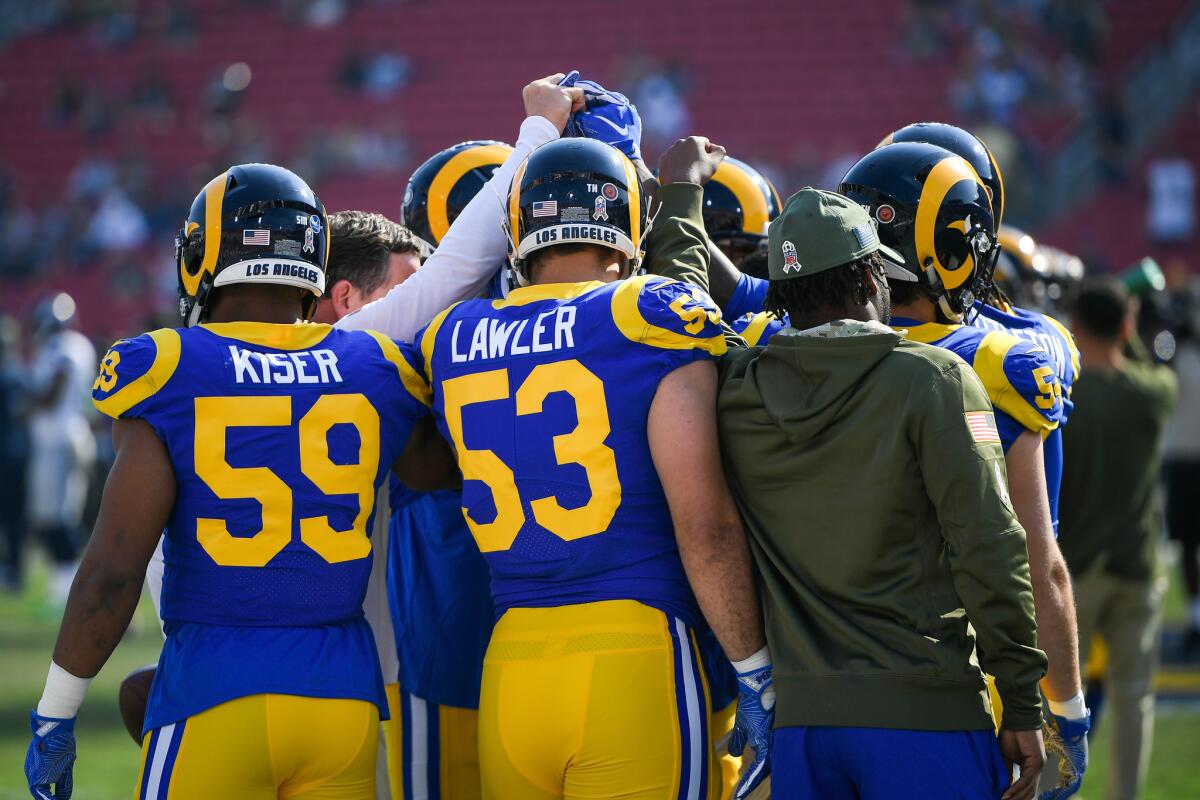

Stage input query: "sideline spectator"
[
  {"left": 1059, "top": 279, "right": 1178, "bottom": 800},
  {"left": 0, "top": 315, "right": 29, "bottom": 592}
]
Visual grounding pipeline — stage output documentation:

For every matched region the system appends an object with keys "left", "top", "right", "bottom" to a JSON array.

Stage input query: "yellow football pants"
[
  {"left": 383, "top": 682, "right": 482, "bottom": 799},
  {"left": 134, "top": 694, "right": 378, "bottom": 800},
  {"left": 479, "top": 599, "right": 718, "bottom": 800},
  {"left": 711, "top": 701, "right": 740, "bottom": 800}
]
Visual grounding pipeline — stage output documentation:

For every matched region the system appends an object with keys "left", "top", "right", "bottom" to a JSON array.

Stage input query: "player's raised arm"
[
  {"left": 26, "top": 417, "right": 174, "bottom": 799},
  {"left": 643, "top": 136, "right": 725, "bottom": 292},
  {"left": 335, "top": 74, "right": 584, "bottom": 341}
]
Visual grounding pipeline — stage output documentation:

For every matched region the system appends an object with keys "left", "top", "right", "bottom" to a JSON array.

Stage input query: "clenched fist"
[
  {"left": 523, "top": 73, "right": 586, "bottom": 134},
  {"left": 658, "top": 136, "right": 727, "bottom": 187}
]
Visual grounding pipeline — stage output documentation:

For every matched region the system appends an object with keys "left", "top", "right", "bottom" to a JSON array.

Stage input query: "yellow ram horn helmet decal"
[{"left": 913, "top": 156, "right": 989, "bottom": 292}]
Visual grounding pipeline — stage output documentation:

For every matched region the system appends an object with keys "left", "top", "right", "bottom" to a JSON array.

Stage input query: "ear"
[
  {"left": 861, "top": 263, "right": 880, "bottom": 296},
  {"left": 329, "top": 279, "right": 357, "bottom": 320}
]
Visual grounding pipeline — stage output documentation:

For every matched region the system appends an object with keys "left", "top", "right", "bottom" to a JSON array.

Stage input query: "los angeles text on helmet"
[
  {"left": 245, "top": 261, "right": 321, "bottom": 285},
  {"left": 533, "top": 224, "right": 620, "bottom": 248}
]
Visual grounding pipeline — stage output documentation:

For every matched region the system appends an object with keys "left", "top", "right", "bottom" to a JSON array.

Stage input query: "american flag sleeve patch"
[{"left": 965, "top": 411, "right": 1001, "bottom": 444}]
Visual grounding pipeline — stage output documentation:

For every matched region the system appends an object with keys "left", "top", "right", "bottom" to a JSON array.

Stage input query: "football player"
[
  {"left": 25, "top": 293, "right": 97, "bottom": 608},
  {"left": 840, "top": 140, "right": 1088, "bottom": 798},
  {"left": 389, "top": 141, "right": 514, "bottom": 800},
  {"left": 332, "top": 75, "right": 585, "bottom": 800},
  {"left": 415, "top": 135, "right": 771, "bottom": 799},
  {"left": 695, "top": 157, "right": 787, "bottom": 347},
  {"left": 24, "top": 163, "right": 457, "bottom": 799},
  {"left": 879, "top": 122, "right": 1091, "bottom": 799}
]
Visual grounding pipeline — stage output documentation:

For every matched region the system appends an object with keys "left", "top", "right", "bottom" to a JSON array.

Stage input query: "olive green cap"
[{"left": 767, "top": 188, "right": 916, "bottom": 282}]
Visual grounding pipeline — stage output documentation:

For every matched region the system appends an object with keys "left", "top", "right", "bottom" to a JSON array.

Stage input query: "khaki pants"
[{"left": 1075, "top": 562, "right": 1165, "bottom": 800}]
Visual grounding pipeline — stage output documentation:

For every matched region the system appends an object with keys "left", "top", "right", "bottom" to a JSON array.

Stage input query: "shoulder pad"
[
  {"left": 92, "top": 328, "right": 182, "bottom": 419},
  {"left": 610, "top": 275, "right": 725, "bottom": 354},
  {"left": 1041, "top": 313, "right": 1081, "bottom": 385},
  {"left": 972, "top": 330, "right": 1063, "bottom": 435}
]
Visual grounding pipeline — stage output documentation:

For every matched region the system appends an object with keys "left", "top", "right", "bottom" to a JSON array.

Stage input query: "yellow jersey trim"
[
  {"left": 419, "top": 302, "right": 461, "bottom": 385},
  {"left": 493, "top": 281, "right": 605, "bottom": 308},
  {"left": 892, "top": 321, "right": 960, "bottom": 344},
  {"left": 611, "top": 275, "right": 726, "bottom": 355},
  {"left": 972, "top": 330, "right": 1057, "bottom": 435},
  {"left": 1043, "top": 313, "right": 1081, "bottom": 382},
  {"left": 199, "top": 321, "right": 334, "bottom": 351},
  {"left": 365, "top": 330, "right": 431, "bottom": 407},
  {"left": 93, "top": 328, "right": 181, "bottom": 419},
  {"left": 740, "top": 313, "right": 774, "bottom": 347},
  {"left": 427, "top": 144, "right": 513, "bottom": 245}
]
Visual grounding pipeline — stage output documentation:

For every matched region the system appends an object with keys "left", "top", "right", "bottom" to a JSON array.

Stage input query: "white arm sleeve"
[
  {"left": 335, "top": 115, "right": 560, "bottom": 341},
  {"left": 145, "top": 535, "right": 166, "bottom": 637}
]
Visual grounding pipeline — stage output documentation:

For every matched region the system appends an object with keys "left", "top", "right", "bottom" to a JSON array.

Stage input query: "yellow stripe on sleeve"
[
  {"left": 92, "top": 328, "right": 182, "bottom": 419},
  {"left": 971, "top": 330, "right": 1057, "bottom": 435},
  {"left": 740, "top": 313, "right": 773, "bottom": 347},
  {"left": 611, "top": 276, "right": 726, "bottom": 355},
  {"left": 418, "top": 302, "right": 461, "bottom": 386},
  {"left": 365, "top": 330, "right": 432, "bottom": 408}
]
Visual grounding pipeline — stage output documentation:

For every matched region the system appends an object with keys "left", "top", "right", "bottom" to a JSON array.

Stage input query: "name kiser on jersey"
[{"left": 533, "top": 224, "right": 620, "bottom": 247}]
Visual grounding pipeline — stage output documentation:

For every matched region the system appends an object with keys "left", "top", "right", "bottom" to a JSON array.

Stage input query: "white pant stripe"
[
  {"left": 674, "top": 618, "right": 703, "bottom": 800},
  {"left": 409, "top": 695, "right": 429, "bottom": 800},
  {"left": 144, "top": 722, "right": 177, "bottom": 800}
]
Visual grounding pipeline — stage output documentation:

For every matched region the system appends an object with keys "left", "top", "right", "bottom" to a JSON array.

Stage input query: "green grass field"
[{"left": 1, "top": 557, "right": 1198, "bottom": 799}]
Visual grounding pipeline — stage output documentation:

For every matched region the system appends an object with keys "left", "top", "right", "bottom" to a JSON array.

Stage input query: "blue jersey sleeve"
[
  {"left": 91, "top": 328, "right": 181, "bottom": 420},
  {"left": 724, "top": 272, "right": 768, "bottom": 319},
  {"left": 610, "top": 275, "right": 726, "bottom": 356},
  {"left": 972, "top": 330, "right": 1063, "bottom": 437},
  {"left": 361, "top": 330, "right": 432, "bottom": 410}
]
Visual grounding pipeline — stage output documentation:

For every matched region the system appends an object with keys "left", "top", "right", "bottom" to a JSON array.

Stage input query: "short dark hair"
[
  {"left": 327, "top": 211, "right": 422, "bottom": 297},
  {"left": 887, "top": 275, "right": 925, "bottom": 306},
  {"left": 765, "top": 251, "right": 885, "bottom": 319},
  {"left": 1071, "top": 278, "right": 1129, "bottom": 340},
  {"left": 739, "top": 248, "right": 769, "bottom": 280}
]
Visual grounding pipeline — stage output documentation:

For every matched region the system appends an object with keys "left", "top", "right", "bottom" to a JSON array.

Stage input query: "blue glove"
[
  {"left": 25, "top": 711, "right": 76, "bottom": 799},
  {"left": 728, "top": 660, "right": 774, "bottom": 800},
  {"left": 1038, "top": 709, "right": 1090, "bottom": 800},
  {"left": 563, "top": 78, "right": 643, "bottom": 162}
]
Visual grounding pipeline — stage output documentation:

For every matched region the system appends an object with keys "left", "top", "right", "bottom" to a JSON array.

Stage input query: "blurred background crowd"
[{"left": 1, "top": 0, "right": 1200, "bottom": 796}]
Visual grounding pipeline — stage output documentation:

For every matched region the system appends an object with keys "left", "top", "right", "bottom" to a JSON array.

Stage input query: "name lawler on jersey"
[
  {"left": 450, "top": 306, "right": 577, "bottom": 363},
  {"left": 228, "top": 345, "right": 344, "bottom": 385}
]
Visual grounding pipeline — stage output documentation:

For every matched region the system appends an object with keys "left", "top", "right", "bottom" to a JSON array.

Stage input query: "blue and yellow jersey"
[
  {"left": 91, "top": 321, "right": 430, "bottom": 732},
  {"left": 416, "top": 275, "right": 726, "bottom": 625},
  {"left": 730, "top": 311, "right": 787, "bottom": 346},
  {"left": 891, "top": 316, "right": 1064, "bottom": 451},
  {"left": 970, "top": 302, "right": 1081, "bottom": 535},
  {"left": 387, "top": 480, "right": 494, "bottom": 709}
]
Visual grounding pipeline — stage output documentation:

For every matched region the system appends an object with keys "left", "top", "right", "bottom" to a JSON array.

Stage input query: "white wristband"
[
  {"left": 36, "top": 661, "right": 91, "bottom": 719},
  {"left": 731, "top": 645, "right": 771, "bottom": 675},
  {"left": 1046, "top": 691, "right": 1087, "bottom": 721}
]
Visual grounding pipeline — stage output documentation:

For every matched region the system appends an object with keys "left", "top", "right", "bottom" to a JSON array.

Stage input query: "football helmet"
[
  {"left": 31, "top": 293, "right": 77, "bottom": 339},
  {"left": 993, "top": 225, "right": 1050, "bottom": 309},
  {"left": 401, "top": 140, "right": 513, "bottom": 251},
  {"left": 702, "top": 156, "right": 783, "bottom": 265},
  {"left": 176, "top": 164, "right": 328, "bottom": 326},
  {"left": 840, "top": 142, "right": 998, "bottom": 322},
  {"left": 508, "top": 138, "right": 647, "bottom": 283},
  {"left": 880, "top": 122, "right": 1005, "bottom": 227}
]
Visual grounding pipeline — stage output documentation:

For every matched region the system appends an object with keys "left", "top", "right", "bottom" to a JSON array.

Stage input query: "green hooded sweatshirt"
[{"left": 717, "top": 326, "right": 1047, "bottom": 732}]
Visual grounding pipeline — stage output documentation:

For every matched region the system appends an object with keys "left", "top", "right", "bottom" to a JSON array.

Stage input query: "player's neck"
[
  {"left": 890, "top": 298, "right": 936, "bottom": 325},
  {"left": 530, "top": 254, "right": 623, "bottom": 286},
  {"left": 1077, "top": 336, "right": 1125, "bottom": 372},
  {"left": 205, "top": 286, "right": 305, "bottom": 325}
]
